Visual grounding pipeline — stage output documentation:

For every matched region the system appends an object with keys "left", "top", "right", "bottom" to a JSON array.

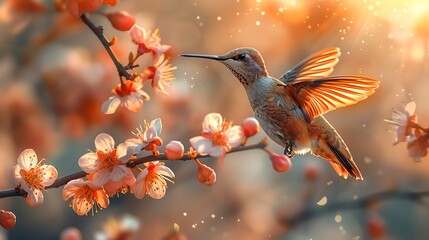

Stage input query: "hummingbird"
[{"left": 181, "top": 48, "right": 379, "bottom": 180}]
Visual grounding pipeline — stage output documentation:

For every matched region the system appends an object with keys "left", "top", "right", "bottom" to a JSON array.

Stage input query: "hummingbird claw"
[{"left": 284, "top": 140, "right": 294, "bottom": 157}]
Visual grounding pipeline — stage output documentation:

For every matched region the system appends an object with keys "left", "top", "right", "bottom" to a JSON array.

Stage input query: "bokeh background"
[{"left": 1, "top": 0, "right": 429, "bottom": 239}]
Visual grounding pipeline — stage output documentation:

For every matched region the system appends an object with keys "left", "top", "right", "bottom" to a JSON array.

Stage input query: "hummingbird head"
[{"left": 181, "top": 47, "right": 268, "bottom": 87}]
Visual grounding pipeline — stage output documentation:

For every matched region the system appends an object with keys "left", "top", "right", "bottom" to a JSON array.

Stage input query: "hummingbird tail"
[{"left": 326, "top": 142, "right": 363, "bottom": 180}]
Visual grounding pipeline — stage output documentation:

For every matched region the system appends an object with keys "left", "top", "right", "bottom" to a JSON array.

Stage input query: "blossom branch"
[
  {"left": 283, "top": 189, "right": 429, "bottom": 229},
  {"left": 0, "top": 141, "right": 267, "bottom": 199},
  {"left": 80, "top": 13, "right": 134, "bottom": 80}
]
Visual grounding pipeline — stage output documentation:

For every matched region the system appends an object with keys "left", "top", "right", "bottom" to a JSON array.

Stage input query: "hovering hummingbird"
[{"left": 181, "top": 48, "right": 379, "bottom": 180}]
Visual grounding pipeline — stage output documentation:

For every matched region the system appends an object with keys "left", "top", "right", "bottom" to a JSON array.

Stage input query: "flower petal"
[
  {"left": 92, "top": 169, "right": 111, "bottom": 187},
  {"left": 151, "top": 118, "right": 162, "bottom": 135},
  {"left": 17, "top": 149, "right": 37, "bottom": 170},
  {"left": 134, "top": 170, "right": 148, "bottom": 199},
  {"left": 405, "top": 101, "right": 416, "bottom": 115},
  {"left": 95, "top": 133, "right": 115, "bottom": 152},
  {"left": 26, "top": 189, "right": 44, "bottom": 208},
  {"left": 147, "top": 178, "right": 166, "bottom": 199},
  {"left": 190, "top": 136, "right": 212, "bottom": 156},
  {"left": 124, "top": 94, "right": 143, "bottom": 112},
  {"left": 102, "top": 96, "right": 121, "bottom": 114},
  {"left": 93, "top": 189, "right": 109, "bottom": 209},
  {"left": 78, "top": 152, "right": 99, "bottom": 173},
  {"left": 202, "top": 113, "right": 223, "bottom": 132},
  {"left": 62, "top": 179, "right": 85, "bottom": 200},
  {"left": 73, "top": 197, "right": 92, "bottom": 216},
  {"left": 227, "top": 125, "right": 244, "bottom": 148},
  {"left": 155, "top": 165, "right": 175, "bottom": 178},
  {"left": 40, "top": 165, "right": 58, "bottom": 186},
  {"left": 208, "top": 146, "right": 226, "bottom": 158},
  {"left": 130, "top": 24, "right": 145, "bottom": 44},
  {"left": 12, "top": 165, "right": 21, "bottom": 185},
  {"left": 117, "top": 142, "right": 133, "bottom": 162},
  {"left": 110, "top": 165, "right": 128, "bottom": 182}
]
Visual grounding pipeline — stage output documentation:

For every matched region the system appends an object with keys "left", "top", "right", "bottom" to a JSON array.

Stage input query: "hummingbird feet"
[{"left": 284, "top": 140, "right": 294, "bottom": 158}]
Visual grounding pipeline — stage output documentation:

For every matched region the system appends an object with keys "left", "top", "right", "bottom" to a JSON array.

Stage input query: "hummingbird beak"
[{"left": 180, "top": 53, "right": 228, "bottom": 61}]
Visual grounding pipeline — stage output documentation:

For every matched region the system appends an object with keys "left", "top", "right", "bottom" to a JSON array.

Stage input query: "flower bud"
[
  {"left": 60, "top": 227, "right": 82, "bottom": 240},
  {"left": 106, "top": 11, "right": 136, "bottom": 31},
  {"left": 242, "top": 117, "right": 260, "bottom": 138},
  {"left": 165, "top": 141, "right": 184, "bottom": 160},
  {"left": 195, "top": 160, "right": 216, "bottom": 186},
  {"left": 265, "top": 149, "right": 292, "bottom": 172},
  {"left": 0, "top": 210, "right": 16, "bottom": 230}
]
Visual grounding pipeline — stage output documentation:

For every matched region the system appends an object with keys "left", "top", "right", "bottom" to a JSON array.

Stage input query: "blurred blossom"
[
  {"left": 102, "top": 79, "right": 150, "bottom": 114},
  {"left": 190, "top": 113, "right": 244, "bottom": 158},
  {"left": 62, "top": 178, "right": 109, "bottom": 216},
  {"left": 12, "top": 149, "right": 58, "bottom": 207},
  {"left": 102, "top": 0, "right": 119, "bottom": 6},
  {"left": 134, "top": 161, "right": 174, "bottom": 199},
  {"left": 165, "top": 141, "right": 184, "bottom": 160},
  {"left": 60, "top": 227, "right": 83, "bottom": 240},
  {"left": 195, "top": 160, "right": 216, "bottom": 186},
  {"left": 65, "top": 0, "right": 103, "bottom": 18},
  {"left": 79, "top": 133, "right": 132, "bottom": 187},
  {"left": 0, "top": 0, "right": 45, "bottom": 33},
  {"left": 106, "top": 11, "right": 135, "bottom": 31},
  {"left": 406, "top": 131, "right": 429, "bottom": 162},
  {"left": 126, "top": 118, "right": 163, "bottom": 156},
  {"left": 385, "top": 101, "right": 418, "bottom": 145},
  {"left": 95, "top": 214, "right": 139, "bottom": 240},
  {"left": 141, "top": 55, "right": 176, "bottom": 95},
  {"left": 103, "top": 169, "right": 136, "bottom": 197},
  {"left": 367, "top": 213, "right": 386, "bottom": 238},
  {"left": 0, "top": 210, "right": 16, "bottom": 230},
  {"left": 303, "top": 163, "right": 319, "bottom": 181}
]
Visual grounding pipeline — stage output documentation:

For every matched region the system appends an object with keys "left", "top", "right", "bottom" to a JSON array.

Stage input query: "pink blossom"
[
  {"left": 242, "top": 117, "right": 260, "bottom": 138},
  {"left": 12, "top": 149, "right": 58, "bottom": 207},
  {"left": 78, "top": 133, "right": 132, "bottom": 187},
  {"left": 134, "top": 161, "right": 174, "bottom": 199},
  {"left": 126, "top": 118, "right": 163, "bottom": 156},
  {"left": 190, "top": 113, "right": 244, "bottom": 158},
  {"left": 0, "top": 210, "right": 16, "bottom": 230},
  {"left": 62, "top": 178, "right": 109, "bottom": 216},
  {"left": 129, "top": 24, "right": 171, "bottom": 62},
  {"left": 385, "top": 101, "right": 418, "bottom": 145},
  {"left": 140, "top": 55, "right": 176, "bottom": 95},
  {"left": 102, "top": 79, "right": 150, "bottom": 114},
  {"left": 406, "top": 130, "right": 429, "bottom": 161}
]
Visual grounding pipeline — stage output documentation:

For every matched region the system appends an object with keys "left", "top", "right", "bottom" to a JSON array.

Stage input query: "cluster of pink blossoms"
[
  {"left": 385, "top": 101, "right": 429, "bottom": 161},
  {"left": 102, "top": 20, "right": 176, "bottom": 114},
  {"left": 9, "top": 114, "right": 270, "bottom": 217}
]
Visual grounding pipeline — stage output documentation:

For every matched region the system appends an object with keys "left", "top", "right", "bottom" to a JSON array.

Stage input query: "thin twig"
[
  {"left": 284, "top": 190, "right": 429, "bottom": 228},
  {"left": 0, "top": 142, "right": 268, "bottom": 199},
  {"left": 80, "top": 13, "right": 133, "bottom": 80}
]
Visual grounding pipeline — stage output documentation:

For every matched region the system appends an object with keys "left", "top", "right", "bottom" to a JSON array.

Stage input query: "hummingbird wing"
[
  {"left": 283, "top": 76, "right": 380, "bottom": 122},
  {"left": 279, "top": 48, "right": 341, "bottom": 84}
]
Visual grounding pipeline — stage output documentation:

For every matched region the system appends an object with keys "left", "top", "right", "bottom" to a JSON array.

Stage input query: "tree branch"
[
  {"left": 0, "top": 141, "right": 267, "bottom": 199},
  {"left": 80, "top": 13, "right": 133, "bottom": 80},
  {"left": 283, "top": 190, "right": 429, "bottom": 228}
]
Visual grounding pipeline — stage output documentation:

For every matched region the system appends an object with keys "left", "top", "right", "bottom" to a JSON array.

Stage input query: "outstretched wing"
[
  {"left": 279, "top": 48, "right": 341, "bottom": 84},
  {"left": 284, "top": 76, "right": 380, "bottom": 122}
]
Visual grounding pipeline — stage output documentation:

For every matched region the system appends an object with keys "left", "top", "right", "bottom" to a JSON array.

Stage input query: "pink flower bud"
[
  {"left": 165, "top": 141, "right": 184, "bottom": 160},
  {"left": 195, "top": 160, "right": 216, "bottom": 186},
  {"left": 265, "top": 149, "right": 292, "bottom": 172},
  {"left": 242, "top": 117, "right": 260, "bottom": 138},
  {"left": 60, "top": 227, "right": 82, "bottom": 240},
  {"left": 0, "top": 210, "right": 16, "bottom": 230},
  {"left": 106, "top": 11, "right": 136, "bottom": 31}
]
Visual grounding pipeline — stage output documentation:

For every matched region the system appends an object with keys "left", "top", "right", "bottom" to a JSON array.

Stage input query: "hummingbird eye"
[{"left": 234, "top": 53, "right": 247, "bottom": 61}]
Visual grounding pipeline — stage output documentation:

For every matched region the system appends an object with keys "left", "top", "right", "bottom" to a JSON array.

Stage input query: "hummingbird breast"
[{"left": 247, "top": 79, "right": 313, "bottom": 154}]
